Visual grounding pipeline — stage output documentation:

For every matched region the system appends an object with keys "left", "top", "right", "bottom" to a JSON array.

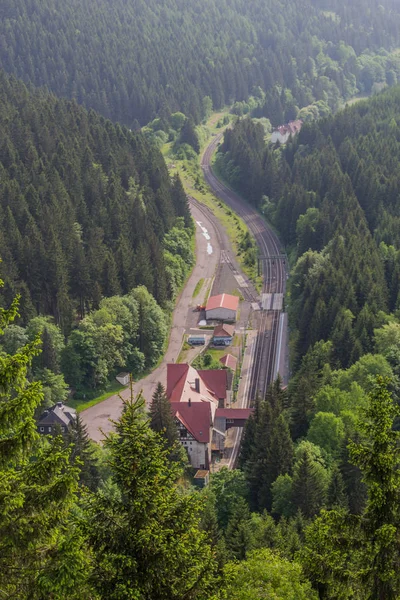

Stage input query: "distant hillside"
[
  {"left": 1, "top": 0, "right": 400, "bottom": 125},
  {"left": 0, "top": 71, "right": 192, "bottom": 331},
  {"left": 218, "top": 85, "right": 400, "bottom": 366}
]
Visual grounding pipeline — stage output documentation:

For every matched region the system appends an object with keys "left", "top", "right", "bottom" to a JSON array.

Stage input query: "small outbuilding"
[
  {"left": 219, "top": 353, "right": 238, "bottom": 372},
  {"left": 206, "top": 293, "right": 239, "bottom": 322},
  {"left": 116, "top": 372, "right": 130, "bottom": 386},
  {"left": 212, "top": 323, "right": 235, "bottom": 346},
  {"left": 193, "top": 470, "right": 210, "bottom": 488}
]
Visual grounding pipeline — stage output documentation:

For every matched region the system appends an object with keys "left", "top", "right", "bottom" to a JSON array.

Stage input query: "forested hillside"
[
  {"left": 3, "top": 289, "right": 400, "bottom": 598},
  {"left": 215, "top": 86, "right": 400, "bottom": 598},
  {"left": 0, "top": 70, "right": 192, "bottom": 333},
  {"left": 218, "top": 87, "right": 400, "bottom": 366},
  {"left": 1, "top": 0, "right": 400, "bottom": 125}
]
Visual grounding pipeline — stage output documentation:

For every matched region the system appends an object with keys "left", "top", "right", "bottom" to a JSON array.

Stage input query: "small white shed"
[{"left": 116, "top": 372, "right": 130, "bottom": 386}]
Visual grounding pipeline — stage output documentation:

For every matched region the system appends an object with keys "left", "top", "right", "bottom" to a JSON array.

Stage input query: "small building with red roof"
[
  {"left": 212, "top": 323, "right": 235, "bottom": 346},
  {"left": 219, "top": 354, "right": 238, "bottom": 372},
  {"left": 206, "top": 293, "right": 239, "bottom": 322}
]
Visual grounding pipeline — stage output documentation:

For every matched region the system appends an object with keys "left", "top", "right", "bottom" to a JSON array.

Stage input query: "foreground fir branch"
[
  {"left": 83, "top": 393, "right": 217, "bottom": 600},
  {"left": 0, "top": 281, "right": 92, "bottom": 599}
]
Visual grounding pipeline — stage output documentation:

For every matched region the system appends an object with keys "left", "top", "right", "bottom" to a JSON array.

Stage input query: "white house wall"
[
  {"left": 181, "top": 439, "right": 207, "bottom": 469},
  {"left": 206, "top": 308, "right": 236, "bottom": 321}
]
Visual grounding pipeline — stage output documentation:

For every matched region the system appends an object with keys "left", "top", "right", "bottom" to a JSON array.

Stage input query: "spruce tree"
[
  {"left": 300, "top": 378, "right": 400, "bottom": 599},
  {"left": 171, "top": 174, "right": 192, "bottom": 228},
  {"left": 291, "top": 449, "right": 327, "bottom": 518},
  {"left": 84, "top": 393, "right": 216, "bottom": 599},
  {"left": 0, "top": 286, "right": 89, "bottom": 597},
  {"left": 225, "top": 497, "right": 254, "bottom": 560},
  {"left": 149, "top": 381, "right": 183, "bottom": 462},
  {"left": 66, "top": 414, "right": 100, "bottom": 491},
  {"left": 349, "top": 377, "right": 400, "bottom": 599},
  {"left": 327, "top": 465, "right": 348, "bottom": 510},
  {"left": 180, "top": 117, "right": 200, "bottom": 153}
]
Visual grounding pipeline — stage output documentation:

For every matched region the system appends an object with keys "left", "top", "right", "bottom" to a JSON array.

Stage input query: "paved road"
[{"left": 81, "top": 202, "right": 220, "bottom": 442}]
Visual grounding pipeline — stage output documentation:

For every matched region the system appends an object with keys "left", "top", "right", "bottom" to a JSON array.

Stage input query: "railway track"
[
  {"left": 201, "top": 133, "right": 287, "bottom": 404},
  {"left": 189, "top": 195, "right": 259, "bottom": 304}
]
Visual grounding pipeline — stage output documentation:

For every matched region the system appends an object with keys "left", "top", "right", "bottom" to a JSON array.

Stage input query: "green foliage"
[
  {"left": 83, "top": 394, "right": 217, "bottom": 599},
  {"left": 349, "top": 377, "right": 400, "bottom": 598},
  {"left": 219, "top": 548, "right": 317, "bottom": 600},
  {"left": 65, "top": 415, "right": 101, "bottom": 491},
  {"left": 0, "top": 284, "right": 90, "bottom": 597},
  {"left": 179, "top": 118, "right": 200, "bottom": 153},
  {"left": 209, "top": 468, "right": 249, "bottom": 531},
  {"left": 0, "top": 71, "right": 193, "bottom": 330},
  {"left": 2, "top": 0, "right": 400, "bottom": 127},
  {"left": 291, "top": 442, "right": 329, "bottom": 518},
  {"left": 300, "top": 378, "right": 400, "bottom": 599},
  {"left": 62, "top": 287, "right": 166, "bottom": 391},
  {"left": 307, "top": 412, "right": 345, "bottom": 458},
  {"left": 241, "top": 381, "right": 294, "bottom": 512}
]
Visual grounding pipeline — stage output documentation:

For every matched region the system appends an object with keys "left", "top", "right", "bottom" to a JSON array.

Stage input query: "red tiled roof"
[
  {"left": 213, "top": 323, "right": 235, "bottom": 337},
  {"left": 219, "top": 354, "right": 238, "bottom": 371},
  {"left": 198, "top": 370, "right": 227, "bottom": 400},
  {"left": 167, "top": 364, "right": 227, "bottom": 404},
  {"left": 170, "top": 401, "right": 211, "bottom": 443},
  {"left": 215, "top": 408, "right": 253, "bottom": 419},
  {"left": 166, "top": 363, "right": 189, "bottom": 401},
  {"left": 275, "top": 119, "right": 303, "bottom": 136},
  {"left": 206, "top": 293, "right": 239, "bottom": 312}
]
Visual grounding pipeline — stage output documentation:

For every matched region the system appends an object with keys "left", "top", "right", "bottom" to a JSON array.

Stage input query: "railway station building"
[
  {"left": 206, "top": 293, "right": 239, "bottom": 322},
  {"left": 166, "top": 363, "right": 252, "bottom": 470}
]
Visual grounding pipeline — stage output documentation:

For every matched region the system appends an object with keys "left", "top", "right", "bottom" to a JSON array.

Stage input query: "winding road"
[{"left": 81, "top": 201, "right": 221, "bottom": 442}]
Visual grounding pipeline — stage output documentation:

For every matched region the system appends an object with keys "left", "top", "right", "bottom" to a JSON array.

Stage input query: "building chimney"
[
  {"left": 188, "top": 397, "right": 191, "bottom": 407},
  {"left": 56, "top": 402, "right": 63, "bottom": 409},
  {"left": 195, "top": 378, "right": 200, "bottom": 393}
]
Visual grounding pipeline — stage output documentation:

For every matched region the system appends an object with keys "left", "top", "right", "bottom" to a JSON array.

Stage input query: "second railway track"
[{"left": 201, "top": 133, "right": 287, "bottom": 404}]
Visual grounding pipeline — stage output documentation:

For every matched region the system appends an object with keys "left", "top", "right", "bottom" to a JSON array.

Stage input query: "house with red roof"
[
  {"left": 206, "top": 293, "right": 239, "bottom": 322},
  {"left": 166, "top": 363, "right": 227, "bottom": 468},
  {"left": 212, "top": 323, "right": 235, "bottom": 346},
  {"left": 166, "top": 363, "right": 251, "bottom": 469},
  {"left": 271, "top": 119, "right": 303, "bottom": 145}
]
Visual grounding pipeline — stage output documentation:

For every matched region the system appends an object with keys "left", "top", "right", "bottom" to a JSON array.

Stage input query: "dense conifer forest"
[
  {"left": 1, "top": 0, "right": 400, "bottom": 125},
  {"left": 213, "top": 83, "right": 400, "bottom": 599},
  {"left": 3, "top": 0, "right": 400, "bottom": 597},
  {"left": 0, "top": 70, "right": 192, "bottom": 331}
]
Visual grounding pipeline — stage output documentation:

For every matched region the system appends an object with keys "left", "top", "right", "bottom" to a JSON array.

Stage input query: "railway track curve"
[{"left": 201, "top": 133, "right": 287, "bottom": 404}]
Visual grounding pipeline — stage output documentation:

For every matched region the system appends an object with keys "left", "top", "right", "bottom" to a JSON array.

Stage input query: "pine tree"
[
  {"left": 340, "top": 435, "right": 367, "bottom": 515},
  {"left": 65, "top": 414, "right": 100, "bottom": 491},
  {"left": 0, "top": 285, "right": 89, "bottom": 597},
  {"left": 327, "top": 465, "right": 348, "bottom": 510},
  {"left": 225, "top": 497, "right": 254, "bottom": 560},
  {"left": 41, "top": 325, "right": 59, "bottom": 373},
  {"left": 291, "top": 449, "right": 327, "bottom": 518},
  {"left": 171, "top": 174, "right": 192, "bottom": 228},
  {"left": 149, "top": 381, "right": 183, "bottom": 462},
  {"left": 180, "top": 117, "right": 200, "bottom": 153},
  {"left": 300, "top": 378, "right": 400, "bottom": 599},
  {"left": 84, "top": 393, "right": 217, "bottom": 599},
  {"left": 349, "top": 377, "right": 400, "bottom": 599}
]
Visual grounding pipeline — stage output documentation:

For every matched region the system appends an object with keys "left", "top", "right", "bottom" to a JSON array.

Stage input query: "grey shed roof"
[{"left": 38, "top": 402, "right": 76, "bottom": 427}]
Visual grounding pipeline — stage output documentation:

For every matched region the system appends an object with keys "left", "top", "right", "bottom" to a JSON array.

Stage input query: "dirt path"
[{"left": 81, "top": 202, "right": 220, "bottom": 442}]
